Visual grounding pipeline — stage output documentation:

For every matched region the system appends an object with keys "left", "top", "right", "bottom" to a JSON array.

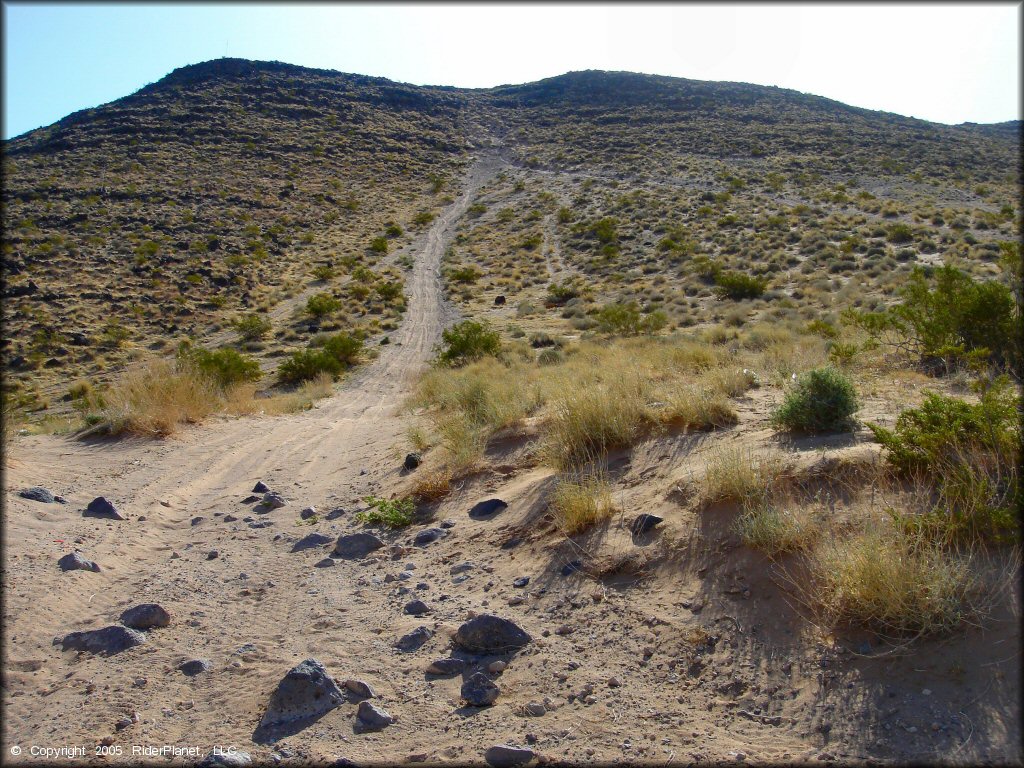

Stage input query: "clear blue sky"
[{"left": 3, "top": 2, "right": 1021, "bottom": 140}]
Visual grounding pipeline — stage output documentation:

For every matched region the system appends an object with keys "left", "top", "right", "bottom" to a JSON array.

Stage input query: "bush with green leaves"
[
  {"left": 356, "top": 495, "right": 415, "bottom": 528},
  {"left": 714, "top": 271, "right": 766, "bottom": 300},
  {"left": 772, "top": 366, "right": 859, "bottom": 433},
  {"left": 179, "top": 346, "right": 261, "bottom": 389},
  {"left": 448, "top": 266, "right": 480, "bottom": 284},
  {"left": 595, "top": 301, "right": 668, "bottom": 336},
  {"left": 545, "top": 282, "right": 579, "bottom": 306},
  {"left": 312, "top": 332, "right": 363, "bottom": 366},
  {"left": 436, "top": 320, "right": 501, "bottom": 367},
  {"left": 369, "top": 236, "right": 388, "bottom": 254},
  {"left": 844, "top": 264, "right": 1018, "bottom": 374},
  {"left": 277, "top": 349, "right": 343, "bottom": 385},
  {"left": 306, "top": 292, "right": 342, "bottom": 319},
  {"left": 311, "top": 264, "right": 336, "bottom": 281},
  {"left": 232, "top": 313, "right": 272, "bottom": 342}
]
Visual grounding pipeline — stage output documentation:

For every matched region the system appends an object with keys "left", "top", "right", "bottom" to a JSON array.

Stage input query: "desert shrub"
[
  {"left": 312, "top": 332, "right": 364, "bottom": 366},
  {"left": 369, "top": 236, "right": 389, "bottom": 254},
  {"left": 448, "top": 266, "right": 480, "bottom": 284},
  {"left": 543, "top": 377, "right": 648, "bottom": 469},
  {"left": 436, "top": 320, "right": 501, "bottom": 366},
  {"left": 703, "top": 446, "right": 790, "bottom": 505},
  {"left": 596, "top": 301, "right": 667, "bottom": 336},
  {"left": 550, "top": 474, "right": 614, "bottom": 534},
  {"left": 311, "top": 264, "right": 336, "bottom": 281},
  {"left": 306, "top": 292, "right": 342, "bottom": 319},
  {"left": 736, "top": 503, "right": 822, "bottom": 555},
  {"left": 413, "top": 211, "right": 435, "bottom": 226},
  {"left": 538, "top": 348, "right": 563, "bottom": 366},
  {"left": 233, "top": 313, "right": 272, "bottom": 342},
  {"left": 714, "top": 271, "right": 766, "bottom": 300},
  {"left": 183, "top": 346, "right": 261, "bottom": 389},
  {"left": 356, "top": 495, "right": 415, "bottom": 528},
  {"left": 278, "top": 349, "right": 343, "bottom": 385},
  {"left": 886, "top": 223, "right": 914, "bottom": 244},
  {"left": 385, "top": 222, "right": 403, "bottom": 237},
  {"left": 772, "top": 366, "right": 858, "bottom": 433},
  {"left": 546, "top": 282, "right": 579, "bottom": 305},
  {"left": 376, "top": 281, "right": 403, "bottom": 301}
]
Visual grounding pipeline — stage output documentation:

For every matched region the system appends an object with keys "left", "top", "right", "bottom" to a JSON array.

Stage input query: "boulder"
[
  {"left": 395, "top": 626, "right": 433, "bottom": 652},
  {"left": 484, "top": 745, "right": 536, "bottom": 768},
  {"left": 426, "top": 657, "right": 466, "bottom": 676},
  {"left": 630, "top": 513, "right": 663, "bottom": 535},
  {"left": 84, "top": 497, "right": 126, "bottom": 520},
  {"left": 469, "top": 499, "right": 508, "bottom": 519},
  {"left": 179, "top": 659, "right": 212, "bottom": 676},
  {"left": 413, "top": 527, "right": 446, "bottom": 546},
  {"left": 454, "top": 614, "right": 531, "bottom": 654},
  {"left": 120, "top": 603, "right": 171, "bottom": 630},
  {"left": 461, "top": 672, "right": 499, "bottom": 707},
  {"left": 334, "top": 532, "right": 384, "bottom": 559},
  {"left": 58, "top": 552, "right": 101, "bottom": 573},
  {"left": 355, "top": 700, "right": 395, "bottom": 732},
  {"left": 291, "top": 533, "right": 334, "bottom": 553},
  {"left": 19, "top": 487, "right": 59, "bottom": 503},
  {"left": 56, "top": 625, "right": 145, "bottom": 656},
  {"left": 259, "top": 658, "right": 345, "bottom": 729}
]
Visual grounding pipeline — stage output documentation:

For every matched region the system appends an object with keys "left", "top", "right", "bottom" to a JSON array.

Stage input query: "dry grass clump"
[
  {"left": 550, "top": 473, "right": 615, "bottom": 534},
  {"left": 412, "top": 467, "right": 454, "bottom": 502},
  {"left": 225, "top": 373, "right": 335, "bottom": 416},
  {"left": 735, "top": 503, "right": 823, "bottom": 555},
  {"left": 703, "top": 445, "right": 792, "bottom": 505},
  {"left": 808, "top": 520, "right": 978, "bottom": 635}
]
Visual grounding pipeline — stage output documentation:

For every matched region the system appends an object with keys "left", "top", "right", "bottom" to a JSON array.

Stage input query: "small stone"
[
  {"left": 439, "top": 519, "right": 456, "bottom": 529},
  {"left": 84, "top": 496, "right": 126, "bottom": 520},
  {"left": 179, "top": 659, "right": 212, "bottom": 676},
  {"left": 120, "top": 603, "right": 171, "bottom": 630},
  {"left": 608, "top": 677, "right": 621, "bottom": 688},
  {"left": 223, "top": 515, "right": 238, "bottom": 523},
  {"left": 252, "top": 481, "right": 270, "bottom": 493},
  {"left": 262, "top": 492, "right": 287, "bottom": 509},
  {"left": 207, "top": 550, "right": 219, "bottom": 560},
  {"left": 450, "top": 561, "right": 474, "bottom": 575},
  {"left": 427, "top": 657, "right": 466, "bottom": 676},
  {"left": 240, "top": 495, "right": 259, "bottom": 504},
  {"left": 291, "top": 533, "right": 334, "bottom": 552},
  {"left": 355, "top": 700, "right": 395, "bottom": 732},
  {"left": 488, "top": 660, "right": 507, "bottom": 674},
  {"left": 19, "top": 486, "right": 57, "bottom": 503},
  {"left": 404, "top": 600, "right": 431, "bottom": 616},
  {"left": 395, "top": 626, "right": 433, "bottom": 652},
  {"left": 413, "top": 527, "right": 446, "bottom": 546},
  {"left": 191, "top": 516, "right": 205, "bottom": 526},
  {"left": 56, "top": 625, "right": 145, "bottom": 656},
  {"left": 462, "top": 672, "right": 500, "bottom": 707},
  {"left": 314, "top": 557, "right": 336, "bottom": 568},
  {"left": 344, "top": 679, "right": 376, "bottom": 699},
  {"left": 404, "top": 453, "right": 422, "bottom": 471},
  {"left": 115, "top": 716, "right": 133, "bottom": 731},
  {"left": 300, "top": 506, "right": 317, "bottom": 520},
  {"left": 922, "top": 688, "right": 932, "bottom": 696},
  {"left": 512, "top": 577, "right": 530, "bottom": 588},
  {"left": 334, "top": 532, "right": 384, "bottom": 559},
  {"left": 58, "top": 551, "right": 101, "bottom": 573},
  {"left": 469, "top": 499, "right": 508, "bottom": 519},
  {"left": 525, "top": 702, "right": 546, "bottom": 717},
  {"left": 630, "top": 513, "right": 663, "bottom": 536},
  {"left": 483, "top": 744, "right": 536, "bottom": 768},
  {"left": 199, "top": 749, "right": 253, "bottom": 767}
]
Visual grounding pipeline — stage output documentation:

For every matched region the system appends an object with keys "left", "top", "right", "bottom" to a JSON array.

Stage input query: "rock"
[
  {"left": 56, "top": 625, "right": 145, "bottom": 656},
  {"left": 259, "top": 658, "right": 345, "bottom": 729},
  {"left": 462, "top": 672, "right": 500, "bottom": 707},
  {"left": 252, "top": 481, "right": 270, "bottom": 493},
  {"left": 455, "top": 614, "right": 532, "bottom": 654},
  {"left": 120, "top": 603, "right": 171, "bottom": 630},
  {"left": 262, "top": 492, "right": 287, "bottom": 509},
  {"left": 291, "top": 533, "right": 334, "bottom": 553},
  {"left": 191, "top": 516, "right": 205, "bottom": 526},
  {"left": 427, "top": 657, "right": 466, "bottom": 676},
  {"left": 404, "top": 453, "right": 422, "bottom": 471},
  {"left": 19, "top": 486, "right": 58, "bottom": 503},
  {"left": 484, "top": 745, "right": 535, "bottom": 768},
  {"left": 179, "top": 659, "right": 212, "bottom": 676},
  {"left": 525, "top": 702, "right": 546, "bottom": 717},
  {"left": 334, "top": 532, "right": 384, "bottom": 559},
  {"left": 58, "top": 551, "right": 101, "bottom": 573},
  {"left": 404, "top": 599, "right": 431, "bottom": 616},
  {"left": 300, "top": 506, "right": 318, "bottom": 520},
  {"left": 630, "top": 513, "right": 663, "bottom": 536},
  {"left": 494, "top": 295, "right": 506, "bottom": 306},
  {"left": 241, "top": 495, "right": 259, "bottom": 504},
  {"left": 469, "top": 498, "right": 508, "bottom": 519},
  {"left": 512, "top": 577, "right": 529, "bottom": 588},
  {"left": 439, "top": 519, "right": 456, "bottom": 529},
  {"left": 395, "top": 626, "right": 433, "bottom": 652},
  {"left": 314, "top": 558, "right": 337, "bottom": 568},
  {"left": 355, "top": 700, "right": 395, "bottom": 732},
  {"left": 207, "top": 550, "right": 220, "bottom": 560},
  {"left": 450, "top": 562, "right": 474, "bottom": 575},
  {"left": 561, "top": 560, "right": 583, "bottom": 576},
  {"left": 223, "top": 514, "right": 238, "bottom": 523},
  {"left": 488, "top": 661, "right": 507, "bottom": 674},
  {"left": 413, "top": 527, "right": 446, "bottom": 546},
  {"left": 199, "top": 749, "right": 252, "bottom": 767},
  {"left": 115, "top": 716, "right": 134, "bottom": 731},
  {"left": 607, "top": 676, "right": 622, "bottom": 688},
  {"left": 344, "top": 679, "right": 376, "bottom": 699},
  {"left": 84, "top": 497, "right": 126, "bottom": 520}
]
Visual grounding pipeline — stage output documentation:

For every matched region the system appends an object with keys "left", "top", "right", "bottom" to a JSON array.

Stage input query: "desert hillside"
[{"left": 1, "top": 59, "right": 1021, "bottom": 767}]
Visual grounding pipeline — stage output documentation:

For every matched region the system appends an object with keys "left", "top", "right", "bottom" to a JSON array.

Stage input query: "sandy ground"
[{"left": 2, "top": 153, "right": 1020, "bottom": 767}]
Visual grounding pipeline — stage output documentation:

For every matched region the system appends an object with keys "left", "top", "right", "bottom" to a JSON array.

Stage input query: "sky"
[{"left": 2, "top": 2, "right": 1021, "bottom": 139}]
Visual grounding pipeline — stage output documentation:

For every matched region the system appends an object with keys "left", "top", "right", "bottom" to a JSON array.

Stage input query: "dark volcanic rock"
[
  {"left": 630, "top": 513, "right": 663, "bottom": 535},
  {"left": 259, "top": 658, "right": 345, "bottom": 729},
  {"left": 395, "top": 626, "right": 433, "bottom": 652},
  {"left": 261, "top": 492, "right": 287, "bottom": 509},
  {"left": 84, "top": 496, "right": 126, "bottom": 520},
  {"left": 484, "top": 745, "right": 536, "bottom": 768},
  {"left": 469, "top": 498, "right": 508, "bottom": 519},
  {"left": 334, "top": 532, "right": 384, "bottom": 559},
  {"left": 58, "top": 551, "right": 101, "bottom": 573},
  {"left": 56, "top": 625, "right": 146, "bottom": 656},
  {"left": 413, "top": 527, "right": 446, "bottom": 546},
  {"left": 252, "top": 481, "right": 270, "bottom": 493},
  {"left": 403, "top": 452, "right": 422, "bottom": 471},
  {"left": 454, "top": 614, "right": 531, "bottom": 654},
  {"left": 403, "top": 599, "right": 431, "bottom": 616},
  {"left": 291, "top": 533, "right": 334, "bottom": 552},
  {"left": 427, "top": 657, "right": 466, "bottom": 676},
  {"left": 179, "top": 658, "right": 212, "bottom": 676},
  {"left": 343, "top": 679, "right": 376, "bottom": 699},
  {"left": 461, "top": 672, "right": 500, "bottom": 707},
  {"left": 355, "top": 700, "right": 395, "bottom": 732},
  {"left": 20, "top": 487, "right": 59, "bottom": 503},
  {"left": 120, "top": 603, "right": 171, "bottom": 630}
]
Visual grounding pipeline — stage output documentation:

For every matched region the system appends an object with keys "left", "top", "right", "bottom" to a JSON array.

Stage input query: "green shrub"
[
  {"left": 772, "top": 366, "right": 859, "bottom": 433},
  {"left": 436, "top": 320, "right": 501, "bottom": 367},
  {"left": 448, "top": 266, "right": 480, "bottom": 284},
  {"left": 232, "top": 313, "right": 272, "bottom": 342},
  {"left": 278, "top": 349, "right": 342, "bottom": 385},
  {"left": 886, "top": 223, "right": 914, "bottom": 244},
  {"left": 306, "top": 292, "right": 342, "bottom": 319},
  {"left": 311, "top": 332, "right": 364, "bottom": 367},
  {"left": 376, "top": 281, "right": 403, "bottom": 301},
  {"left": 369, "top": 236, "right": 388, "bottom": 254},
  {"left": 311, "top": 264, "right": 336, "bottom": 281},
  {"left": 546, "top": 282, "right": 579, "bottom": 306},
  {"left": 596, "top": 302, "right": 667, "bottom": 336},
  {"left": 385, "top": 222, "right": 403, "bottom": 237},
  {"left": 180, "top": 346, "right": 261, "bottom": 389},
  {"left": 714, "top": 271, "right": 766, "bottom": 300},
  {"left": 356, "top": 495, "right": 415, "bottom": 528}
]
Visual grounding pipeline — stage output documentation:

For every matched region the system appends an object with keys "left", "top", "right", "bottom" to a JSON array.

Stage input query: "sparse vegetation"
[
  {"left": 772, "top": 366, "right": 859, "bottom": 433},
  {"left": 356, "top": 495, "right": 415, "bottom": 528}
]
